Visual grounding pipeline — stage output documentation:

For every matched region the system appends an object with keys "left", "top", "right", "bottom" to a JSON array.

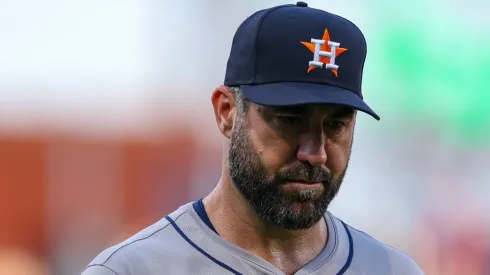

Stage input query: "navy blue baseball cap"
[{"left": 224, "top": 2, "right": 380, "bottom": 120}]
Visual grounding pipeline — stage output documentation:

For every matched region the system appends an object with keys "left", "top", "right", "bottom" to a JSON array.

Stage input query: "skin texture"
[{"left": 204, "top": 85, "right": 356, "bottom": 274}]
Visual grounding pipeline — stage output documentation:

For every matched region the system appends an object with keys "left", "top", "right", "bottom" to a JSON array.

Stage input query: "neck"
[{"left": 203, "top": 176, "right": 328, "bottom": 274}]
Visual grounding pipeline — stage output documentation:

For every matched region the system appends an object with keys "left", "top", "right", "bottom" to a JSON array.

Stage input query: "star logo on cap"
[{"left": 301, "top": 28, "right": 347, "bottom": 77}]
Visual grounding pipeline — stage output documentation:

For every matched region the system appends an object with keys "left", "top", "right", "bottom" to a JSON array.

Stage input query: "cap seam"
[
  {"left": 330, "top": 14, "right": 368, "bottom": 99},
  {"left": 253, "top": 4, "right": 295, "bottom": 83}
]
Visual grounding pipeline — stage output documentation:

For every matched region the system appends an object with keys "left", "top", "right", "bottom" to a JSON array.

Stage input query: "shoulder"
[
  {"left": 329, "top": 213, "right": 424, "bottom": 275},
  {"left": 82, "top": 204, "right": 195, "bottom": 275}
]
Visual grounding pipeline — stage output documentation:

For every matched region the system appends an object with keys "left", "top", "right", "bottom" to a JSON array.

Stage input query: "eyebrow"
[
  {"left": 330, "top": 107, "right": 356, "bottom": 119},
  {"left": 268, "top": 106, "right": 308, "bottom": 114}
]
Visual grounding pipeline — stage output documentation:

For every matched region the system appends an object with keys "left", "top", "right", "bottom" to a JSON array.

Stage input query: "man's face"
[{"left": 229, "top": 102, "right": 355, "bottom": 230}]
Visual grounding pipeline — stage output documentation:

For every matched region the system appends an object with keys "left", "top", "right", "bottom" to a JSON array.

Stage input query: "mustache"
[{"left": 275, "top": 164, "right": 332, "bottom": 183}]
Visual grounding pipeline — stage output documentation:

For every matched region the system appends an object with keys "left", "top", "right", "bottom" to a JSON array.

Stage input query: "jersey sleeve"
[
  {"left": 81, "top": 265, "right": 120, "bottom": 275},
  {"left": 387, "top": 247, "right": 425, "bottom": 275}
]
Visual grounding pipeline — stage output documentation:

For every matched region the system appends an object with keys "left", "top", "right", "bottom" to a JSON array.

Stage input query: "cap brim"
[{"left": 240, "top": 82, "right": 380, "bottom": 120}]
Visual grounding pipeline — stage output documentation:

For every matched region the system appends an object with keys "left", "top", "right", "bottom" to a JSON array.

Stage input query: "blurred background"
[{"left": 0, "top": 0, "right": 489, "bottom": 274}]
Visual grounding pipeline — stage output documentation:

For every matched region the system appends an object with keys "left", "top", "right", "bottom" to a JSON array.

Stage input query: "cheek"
[
  {"left": 248, "top": 124, "right": 293, "bottom": 173},
  {"left": 325, "top": 135, "right": 352, "bottom": 173}
]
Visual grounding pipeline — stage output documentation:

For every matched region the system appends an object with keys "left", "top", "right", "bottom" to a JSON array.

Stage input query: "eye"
[
  {"left": 325, "top": 120, "right": 347, "bottom": 135},
  {"left": 326, "top": 120, "right": 345, "bottom": 129},
  {"left": 276, "top": 115, "right": 302, "bottom": 125}
]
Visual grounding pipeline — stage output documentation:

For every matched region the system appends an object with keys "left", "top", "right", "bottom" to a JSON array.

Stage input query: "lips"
[
  {"left": 288, "top": 180, "right": 322, "bottom": 185},
  {"left": 285, "top": 178, "right": 327, "bottom": 184}
]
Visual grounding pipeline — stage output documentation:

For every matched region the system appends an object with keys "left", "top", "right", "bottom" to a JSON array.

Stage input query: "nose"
[{"left": 296, "top": 131, "right": 327, "bottom": 167}]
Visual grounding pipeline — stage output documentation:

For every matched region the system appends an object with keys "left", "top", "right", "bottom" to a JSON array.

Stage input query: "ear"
[{"left": 211, "top": 85, "right": 236, "bottom": 139}]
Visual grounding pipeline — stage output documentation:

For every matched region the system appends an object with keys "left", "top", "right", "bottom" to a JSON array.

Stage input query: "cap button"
[{"left": 296, "top": 1, "right": 308, "bottom": 7}]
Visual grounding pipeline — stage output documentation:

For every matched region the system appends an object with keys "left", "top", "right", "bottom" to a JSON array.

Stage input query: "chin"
[
  {"left": 273, "top": 212, "right": 323, "bottom": 230},
  {"left": 288, "top": 200, "right": 319, "bottom": 213},
  {"left": 273, "top": 201, "right": 326, "bottom": 226}
]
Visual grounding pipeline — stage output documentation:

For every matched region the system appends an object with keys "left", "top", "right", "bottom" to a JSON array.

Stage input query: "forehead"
[{"left": 257, "top": 103, "right": 356, "bottom": 117}]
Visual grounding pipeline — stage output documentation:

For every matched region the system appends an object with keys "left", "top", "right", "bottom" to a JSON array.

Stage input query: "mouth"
[
  {"left": 283, "top": 181, "right": 324, "bottom": 190},
  {"left": 286, "top": 180, "right": 323, "bottom": 185},
  {"left": 282, "top": 181, "right": 325, "bottom": 201}
]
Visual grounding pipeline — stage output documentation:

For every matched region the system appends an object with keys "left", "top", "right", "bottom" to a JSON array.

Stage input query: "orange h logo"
[{"left": 301, "top": 28, "right": 347, "bottom": 77}]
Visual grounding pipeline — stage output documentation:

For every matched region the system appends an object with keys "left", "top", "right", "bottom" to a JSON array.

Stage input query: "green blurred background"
[{"left": 367, "top": 0, "right": 490, "bottom": 146}]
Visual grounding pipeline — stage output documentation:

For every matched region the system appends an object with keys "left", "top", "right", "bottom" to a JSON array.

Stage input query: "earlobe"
[{"left": 211, "top": 86, "right": 235, "bottom": 138}]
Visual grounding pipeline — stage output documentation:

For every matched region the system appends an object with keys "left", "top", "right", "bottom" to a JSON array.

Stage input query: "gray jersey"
[{"left": 82, "top": 202, "right": 424, "bottom": 275}]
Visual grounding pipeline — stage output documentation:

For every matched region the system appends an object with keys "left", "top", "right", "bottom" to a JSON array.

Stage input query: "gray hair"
[{"left": 228, "top": 86, "right": 249, "bottom": 114}]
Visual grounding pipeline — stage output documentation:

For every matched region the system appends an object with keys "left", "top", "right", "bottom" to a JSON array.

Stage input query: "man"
[{"left": 82, "top": 2, "right": 424, "bottom": 274}]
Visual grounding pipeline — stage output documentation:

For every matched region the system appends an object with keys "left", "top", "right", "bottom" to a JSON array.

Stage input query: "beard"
[{"left": 228, "top": 116, "right": 348, "bottom": 230}]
